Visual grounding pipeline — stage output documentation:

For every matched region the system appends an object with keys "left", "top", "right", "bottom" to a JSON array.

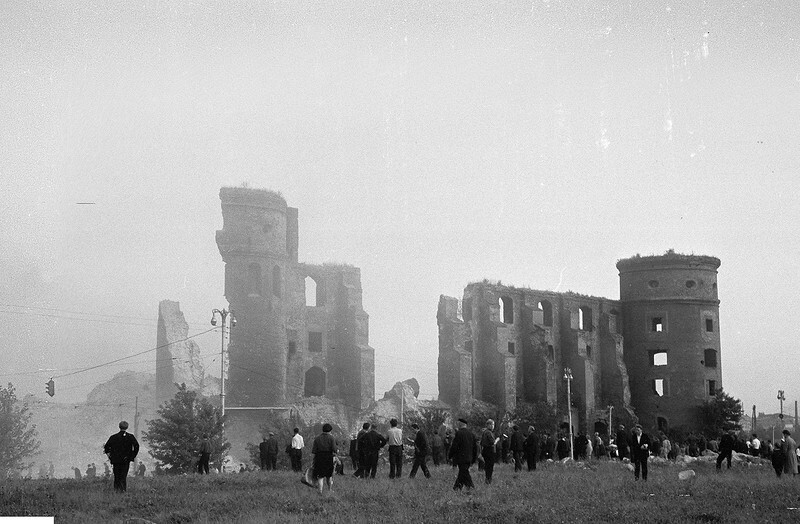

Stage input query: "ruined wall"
[
  {"left": 155, "top": 300, "right": 215, "bottom": 408},
  {"left": 438, "top": 282, "right": 632, "bottom": 433},
  {"left": 215, "top": 187, "right": 375, "bottom": 412}
]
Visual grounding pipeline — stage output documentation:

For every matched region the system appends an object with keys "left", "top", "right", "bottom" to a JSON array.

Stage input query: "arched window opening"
[
  {"left": 579, "top": 306, "right": 593, "bottom": 331},
  {"left": 305, "top": 276, "right": 317, "bottom": 307},
  {"left": 500, "top": 296, "right": 513, "bottom": 324},
  {"left": 304, "top": 367, "right": 326, "bottom": 397},
  {"left": 272, "top": 265, "right": 282, "bottom": 297},
  {"left": 539, "top": 300, "right": 553, "bottom": 327},
  {"left": 248, "top": 263, "right": 262, "bottom": 296}
]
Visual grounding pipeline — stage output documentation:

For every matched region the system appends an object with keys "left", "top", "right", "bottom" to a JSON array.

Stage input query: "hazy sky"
[{"left": 2, "top": 1, "right": 799, "bottom": 418}]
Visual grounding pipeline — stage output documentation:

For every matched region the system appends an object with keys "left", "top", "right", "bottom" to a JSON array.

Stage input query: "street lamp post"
[
  {"left": 778, "top": 390, "right": 785, "bottom": 421},
  {"left": 607, "top": 405, "right": 614, "bottom": 440},
  {"left": 564, "top": 367, "right": 574, "bottom": 461},
  {"left": 211, "top": 308, "right": 236, "bottom": 418}
]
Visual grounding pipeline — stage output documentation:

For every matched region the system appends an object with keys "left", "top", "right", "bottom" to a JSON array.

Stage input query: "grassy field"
[{"left": 2, "top": 459, "right": 800, "bottom": 523}]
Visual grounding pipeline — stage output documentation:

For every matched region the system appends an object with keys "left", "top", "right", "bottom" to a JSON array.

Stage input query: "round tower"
[
  {"left": 617, "top": 252, "right": 722, "bottom": 433},
  {"left": 216, "top": 187, "right": 289, "bottom": 407}
]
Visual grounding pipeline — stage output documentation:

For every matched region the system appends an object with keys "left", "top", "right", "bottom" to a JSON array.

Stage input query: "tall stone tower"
[
  {"left": 617, "top": 252, "right": 722, "bottom": 432},
  {"left": 215, "top": 187, "right": 298, "bottom": 407}
]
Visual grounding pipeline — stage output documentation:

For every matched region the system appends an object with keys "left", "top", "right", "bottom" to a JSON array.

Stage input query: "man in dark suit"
[
  {"left": 408, "top": 423, "right": 431, "bottom": 479},
  {"left": 103, "top": 421, "right": 139, "bottom": 492},
  {"left": 357, "top": 423, "right": 387, "bottom": 479},
  {"left": 631, "top": 424, "right": 651, "bottom": 481},
  {"left": 510, "top": 425, "right": 525, "bottom": 471},
  {"left": 616, "top": 425, "right": 630, "bottom": 460},
  {"left": 448, "top": 418, "right": 477, "bottom": 490},
  {"left": 259, "top": 436, "right": 270, "bottom": 470}
]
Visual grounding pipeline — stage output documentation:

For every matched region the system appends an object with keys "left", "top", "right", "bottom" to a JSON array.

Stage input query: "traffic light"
[{"left": 46, "top": 379, "right": 55, "bottom": 397}]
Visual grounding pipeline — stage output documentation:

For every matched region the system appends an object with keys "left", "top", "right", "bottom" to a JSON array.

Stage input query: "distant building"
[
  {"left": 438, "top": 252, "right": 722, "bottom": 434},
  {"left": 215, "top": 187, "right": 375, "bottom": 410}
]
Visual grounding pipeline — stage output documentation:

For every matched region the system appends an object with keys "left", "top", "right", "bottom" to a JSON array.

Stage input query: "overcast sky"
[{"left": 2, "top": 1, "right": 799, "bottom": 418}]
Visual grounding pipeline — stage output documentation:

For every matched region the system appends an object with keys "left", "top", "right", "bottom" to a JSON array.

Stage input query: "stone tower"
[
  {"left": 617, "top": 252, "right": 722, "bottom": 432},
  {"left": 215, "top": 187, "right": 297, "bottom": 406}
]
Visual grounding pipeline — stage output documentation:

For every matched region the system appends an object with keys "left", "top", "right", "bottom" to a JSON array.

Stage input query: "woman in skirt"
[{"left": 312, "top": 423, "right": 338, "bottom": 493}]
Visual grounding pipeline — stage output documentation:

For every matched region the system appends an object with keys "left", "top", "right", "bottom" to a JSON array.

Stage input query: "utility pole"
[
  {"left": 211, "top": 308, "right": 236, "bottom": 418},
  {"left": 778, "top": 390, "right": 785, "bottom": 421},
  {"left": 134, "top": 396, "right": 140, "bottom": 440},
  {"left": 564, "top": 368, "right": 574, "bottom": 461},
  {"left": 752, "top": 405, "right": 756, "bottom": 433},
  {"left": 795, "top": 400, "right": 798, "bottom": 428}
]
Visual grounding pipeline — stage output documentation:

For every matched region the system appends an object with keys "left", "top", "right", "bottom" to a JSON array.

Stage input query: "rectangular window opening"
[
  {"left": 547, "top": 345, "right": 554, "bottom": 360},
  {"left": 650, "top": 351, "right": 668, "bottom": 366},
  {"left": 508, "top": 342, "right": 516, "bottom": 355},
  {"left": 586, "top": 345, "right": 592, "bottom": 359},
  {"left": 308, "top": 331, "right": 323, "bottom": 352},
  {"left": 464, "top": 340, "right": 473, "bottom": 353},
  {"left": 706, "top": 318, "right": 714, "bottom": 332},
  {"left": 652, "top": 317, "right": 663, "bottom": 332},
  {"left": 708, "top": 380, "right": 717, "bottom": 396}
]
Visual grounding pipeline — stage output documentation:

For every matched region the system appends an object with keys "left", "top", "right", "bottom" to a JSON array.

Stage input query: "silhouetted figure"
[
  {"left": 716, "top": 430, "right": 735, "bottom": 471},
  {"left": 73, "top": 467, "right": 82, "bottom": 480},
  {"left": 136, "top": 461, "right": 146, "bottom": 477},
  {"left": 616, "top": 425, "right": 629, "bottom": 460},
  {"left": 408, "top": 423, "right": 431, "bottom": 479},
  {"left": 103, "top": 420, "right": 139, "bottom": 492},
  {"left": 524, "top": 427, "right": 539, "bottom": 471},
  {"left": 197, "top": 434, "right": 212, "bottom": 474},
  {"left": 431, "top": 430, "right": 444, "bottom": 466},
  {"left": 449, "top": 418, "right": 477, "bottom": 490},
  {"left": 480, "top": 419, "right": 497, "bottom": 484},
  {"left": 631, "top": 425, "right": 651, "bottom": 481},
  {"left": 357, "top": 423, "right": 387, "bottom": 479},
  {"left": 312, "top": 423, "right": 337, "bottom": 493}
]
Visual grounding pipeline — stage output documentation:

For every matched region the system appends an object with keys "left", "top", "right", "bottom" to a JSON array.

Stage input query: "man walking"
[
  {"left": 449, "top": 418, "right": 477, "bottom": 490},
  {"left": 631, "top": 424, "right": 651, "bottom": 481},
  {"left": 431, "top": 430, "right": 444, "bottom": 466},
  {"left": 386, "top": 418, "right": 404, "bottom": 479},
  {"left": 408, "top": 423, "right": 431, "bottom": 479},
  {"left": 290, "top": 428, "right": 305, "bottom": 472},
  {"left": 103, "top": 421, "right": 139, "bottom": 492},
  {"left": 716, "top": 430, "right": 735, "bottom": 471}
]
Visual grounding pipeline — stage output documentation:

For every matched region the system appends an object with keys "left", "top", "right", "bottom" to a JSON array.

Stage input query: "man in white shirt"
[
  {"left": 291, "top": 427, "right": 305, "bottom": 472},
  {"left": 751, "top": 434, "right": 761, "bottom": 457},
  {"left": 386, "top": 418, "right": 404, "bottom": 478}
]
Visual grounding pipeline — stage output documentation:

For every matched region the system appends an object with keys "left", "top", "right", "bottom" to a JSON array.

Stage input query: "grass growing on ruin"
[{"left": 2, "top": 459, "right": 800, "bottom": 523}]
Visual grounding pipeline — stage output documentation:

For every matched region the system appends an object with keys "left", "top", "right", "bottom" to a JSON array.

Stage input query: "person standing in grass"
[
  {"left": 431, "top": 430, "right": 444, "bottom": 466},
  {"left": 781, "top": 429, "right": 797, "bottom": 477},
  {"left": 386, "top": 418, "right": 404, "bottom": 479},
  {"left": 103, "top": 420, "right": 139, "bottom": 492},
  {"left": 197, "top": 434, "right": 212, "bottom": 474},
  {"left": 524, "top": 426, "right": 539, "bottom": 471},
  {"left": 290, "top": 428, "right": 305, "bottom": 472},
  {"left": 510, "top": 425, "right": 525, "bottom": 472},
  {"left": 312, "top": 423, "right": 337, "bottom": 493},
  {"left": 444, "top": 429, "right": 453, "bottom": 465},
  {"left": 449, "top": 418, "right": 477, "bottom": 490},
  {"left": 479, "top": 419, "right": 497, "bottom": 484},
  {"left": 615, "top": 425, "right": 629, "bottom": 460},
  {"left": 358, "top": 423, "right": 387, "bottom": 479},
  {"left": 352, "top": 422, "right": 370, "bottom": 477},
  {"left": 408, "top": 423, "right": 431, "bottom": 479},
  {"left": 631, "top": 424, "right": 650, "bottom": 481}
]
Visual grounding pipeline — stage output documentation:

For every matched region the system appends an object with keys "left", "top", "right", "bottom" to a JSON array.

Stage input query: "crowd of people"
[{"left": 93, "top": 416, "right": 800, "bottom": 495}]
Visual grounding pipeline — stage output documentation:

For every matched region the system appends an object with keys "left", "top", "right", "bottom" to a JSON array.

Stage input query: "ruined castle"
[
  {"left": 214, "top": 187, "right": 375, "bottom": 411},
  {"left": 438, "top": 253, "right": 722, "bottom": 434}
]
